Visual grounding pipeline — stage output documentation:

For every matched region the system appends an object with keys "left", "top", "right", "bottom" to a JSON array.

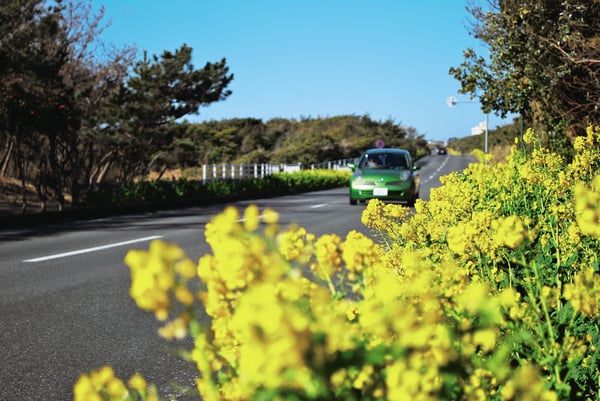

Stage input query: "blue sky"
[{"left": 93, "top": 0, "right": 514, "bottom": 142}]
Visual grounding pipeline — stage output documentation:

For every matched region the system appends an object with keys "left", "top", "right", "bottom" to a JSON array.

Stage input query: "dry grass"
[
  {"left": 144, "top": 169, "right": 184, "bottom": 181},
  {"left": 0, "top": 176, "right": 64, "bottom": 213},
  {"left": 0, "top": 169, "right": 185, "bottom": 214},
  {"left": 447, "top": 145, "right": 513, "bottom": 165},
  {"left": 488, "top": 144, "right": 513, "bottom": 165},
  {"left": 0, "top": 176, "right": 37, "bottom": 204}
]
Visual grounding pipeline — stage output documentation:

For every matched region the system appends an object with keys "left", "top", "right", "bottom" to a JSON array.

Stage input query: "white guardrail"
[{"left": 187, "top": 159, "right": 354, "bottom": 183}]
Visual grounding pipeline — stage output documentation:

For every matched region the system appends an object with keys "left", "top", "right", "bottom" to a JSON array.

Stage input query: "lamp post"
[{"left": 446, "top": 96, "right": 489, "bottom": 155}]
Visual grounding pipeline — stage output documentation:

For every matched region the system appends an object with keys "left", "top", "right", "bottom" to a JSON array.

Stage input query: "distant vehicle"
[
  {"left": 348, "top": 148, "right": 420, "bottom": 206},
  {"left": 434, "top": 146, "right": 447, "bottom": 155}
]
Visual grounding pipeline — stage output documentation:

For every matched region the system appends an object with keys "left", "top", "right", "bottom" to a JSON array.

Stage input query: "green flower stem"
[{"left": 531, "top": 260, "right": 562, "bottom": 384}]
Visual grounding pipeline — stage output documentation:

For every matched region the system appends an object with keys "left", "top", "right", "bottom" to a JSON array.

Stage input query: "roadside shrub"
[
  {"left": 74, "top": 128, "right": 600, "bottom": 400},
  {"left": 84, "top": 170, "right": 351, "bottom": 209}
]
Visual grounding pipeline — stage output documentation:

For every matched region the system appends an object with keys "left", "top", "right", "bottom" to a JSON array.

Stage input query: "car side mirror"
[
  {"left": 348, "top": 163, "right": 356, "bottom": 172},
  {"left": 413, "top": 165, "right": 421, "bottom": 171}
]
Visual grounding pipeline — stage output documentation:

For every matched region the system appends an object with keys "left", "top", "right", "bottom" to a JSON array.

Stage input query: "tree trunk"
[
  {"left": 70, "top": 138, "right": 80, "bottom": 208},
  {"left": 0, "top": 137, "right": 14, "bottom": 177},
  {"left": 19, "top": 163, "right": 28, "bottom": 215},
  {"left": 95, "top": 159, "right": 113, "bottom": 185},
  {"left": 156, "top": 165, "right": 168, "bottom": 180},
  {"left": 89, "top": 151, "right": 115, "bottom": 186}
]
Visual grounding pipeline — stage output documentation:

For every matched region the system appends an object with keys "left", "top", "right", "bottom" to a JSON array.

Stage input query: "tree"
[
  {"left": 0, "top": 0, "right": 135, "bottom": 210},
  {"left": 449, "top": 0, "right": 600, "bottom": 154},
  {"left": 0, "top": 0, "right": 72, "bottom": 211},
  {"left": 110, "top": 44, "right": 234, "bottom": 182},
  {"left": 58, "top": 0, "right": 135, "bottom": 205}
]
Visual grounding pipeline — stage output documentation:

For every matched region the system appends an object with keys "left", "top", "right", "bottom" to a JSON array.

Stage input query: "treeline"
[
  {"left": 175, "top": 115, "right": 428, "bottom": 167},
  {"left": 0, "top": 1, "right": 232, "bottom": 211},
  {"left": 448, "top": 118, "right": 523, "bottom": 156},
  {"left": 0, "top": 1, "right": 426, "bottom": 212}
]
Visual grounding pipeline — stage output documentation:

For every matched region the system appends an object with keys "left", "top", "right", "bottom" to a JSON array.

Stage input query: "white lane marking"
[
  {"left": 23, "top": 235, "right": 164, "bottom": 263},
  {"left": 420, "top": 156, "right": 449, "bottom": 184},
  {"left": 310, "top": 203, "right": 327, "bottom": 209}
]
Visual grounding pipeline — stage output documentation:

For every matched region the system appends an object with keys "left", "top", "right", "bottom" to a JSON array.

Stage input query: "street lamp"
[{"left": 446, "top": 96, "right": 489, "bottom": 155}]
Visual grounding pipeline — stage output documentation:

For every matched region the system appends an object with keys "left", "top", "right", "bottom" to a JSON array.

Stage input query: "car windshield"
[{"left": 359, "top": 153, "right": 408, "bottom": 169}]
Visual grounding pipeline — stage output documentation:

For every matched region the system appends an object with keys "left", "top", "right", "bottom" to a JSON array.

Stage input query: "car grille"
[{"left": 354, "top": 179, "right": 376, "bottom": 186}]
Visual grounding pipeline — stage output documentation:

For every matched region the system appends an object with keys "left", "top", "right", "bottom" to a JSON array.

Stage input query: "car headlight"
[
  {"left": 352, "top": 171, "right": 363, "bottom": 179},
  {"left": 400, "top": 171, "right": 411, "bottom": 181}
]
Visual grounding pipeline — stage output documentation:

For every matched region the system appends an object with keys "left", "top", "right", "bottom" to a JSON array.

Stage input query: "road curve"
[{"left": 0, "top": 154, "right": 474, "bottom": 401}]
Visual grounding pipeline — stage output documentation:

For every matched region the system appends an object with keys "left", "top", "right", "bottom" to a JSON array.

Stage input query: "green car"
[{"left": 348, "top": 148, "right": 421, "bottom": 206}]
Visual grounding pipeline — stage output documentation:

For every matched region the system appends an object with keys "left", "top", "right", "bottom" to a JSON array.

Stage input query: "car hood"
[{"left": 357, "top": 168, "right": 412, "bottom": 179}]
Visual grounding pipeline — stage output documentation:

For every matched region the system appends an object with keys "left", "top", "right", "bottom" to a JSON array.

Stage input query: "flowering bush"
[{"left": 75, "top": 128, "right": 600, "bottom": 400}]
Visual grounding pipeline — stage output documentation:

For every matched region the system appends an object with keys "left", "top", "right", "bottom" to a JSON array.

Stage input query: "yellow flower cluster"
[
  {"left": 446, "top": 210, "right": 495, "bottom": 256},
  {"left": 571, "top": 126, "right": 600, "bottom": 181},
  {"left": 500, "top": 364, "right": 557, "bottom": 401},
  {"left": 313, "top": 233, "right": 343, "bottom": 287},
  {"left": 492, "top": 215, "right": 532, "bottom": 249},
  {"left": 522, "top": 127, "right": 537, "bottom": 145},
  {"left": 563, "top": 267, "right": 600, "bottom": 317},
  {"left": 361, "top": 198, "right": 411, "bottom": 237},
  {"left": 192, "top": 206, "right": 397, "bottom": 400},
  {"left": 78, "top": 127, "right": 600, "bottom": 401},
  {"left": 180, "top": 204, "right": 525, "bottom": 400},
  {"left": 277, "top": 225, "right": 315, "bottom": 264},
  {"left": 124, "top": 239, "right": 197, "bottom": 339},
  {"left": 341, "top": 229, "right": 382, "bottom": 284},
  {"left": 575, "top": 175, "right": 600, "bottom": 238},
  {"left": 74, "top": 366, "right": 158, "bottom": 401},
  {"left": 347, "top": 128, "right": 600, "bottom": 399}
]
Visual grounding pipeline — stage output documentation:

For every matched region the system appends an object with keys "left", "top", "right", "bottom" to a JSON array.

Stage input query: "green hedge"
[{"left": 85, "top": 170, "right": 352, "bottom": 209}]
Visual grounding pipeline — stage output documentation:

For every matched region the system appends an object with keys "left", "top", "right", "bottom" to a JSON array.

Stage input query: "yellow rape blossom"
[
  {"left": 570, "top": 126, "right": 600, "bottom": 181},
  {"left": 574, "top": 175, "right": 600, "bottom": 238},
  {"left": 330, "top": 368, "right": 347, "bottom": 387},
  {"left": 563, "top": 267, "right": 600, "bottom": 317},
  {"left": 125, "top": 240, "right": 189, "bottom": 320},
  {"left": 352, "top": 364, "right": 374, "bottom": 389},
  {"left": 446, "top": 222, "right": 471, "bottom": 255},
  {"left": 386, "top": 357, "right": 440, "bottom": 401},
  {"left": 174, "top": 285, "right": 194, "bottom": 306},
  {"left": 175, "top": 258, "right": 196, "bottom": 279},
  {"left": 127, "top": 373, "right": 147, "bottom": 392},
  {"left": 500, "top": 364, "right": 557, "bottom": 401},
  {"left": 109, "top": 135, "right": 600, "bottom": 401},
  {"left": 341, "top": 230, "right": 382, "bottom": 277},
  {"left": 492, "top": 215, "right": 529, "bottom": 249},
  {"left": 277, "top": 225, "right": 315, "bottom": 264},
  {"left": 243, "top": 203, "right": 260, "bottom": 232},
  {"left": 74, "top": 366, "right": 154, "bottom": 401},
  {"left": 522, "top": 127, "right": 536, "bottom": 145},
  {"left": 229, "top": 282, "right": 314, "bottom": 389},
  {"left": 360, "top": 198, "right": 409, "bottom": 236},
  {"left": 472, "top": 328, "right": 498, "bottom": 352},
  {"left": 158, "top": 314, "right": 190, "bottom": 339},
  {"left": 312, "top": 233, "right": 342, "bottom": 283}
]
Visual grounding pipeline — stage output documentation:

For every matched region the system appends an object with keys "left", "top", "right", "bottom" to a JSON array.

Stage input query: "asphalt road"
[{"left": 0, "top": 154, "right": 474, "bottom": 401}]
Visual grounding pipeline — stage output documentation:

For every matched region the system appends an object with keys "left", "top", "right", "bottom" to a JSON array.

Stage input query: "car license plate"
[{"left": 373, "top": 187, "right": 388, "bottom": 196}]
